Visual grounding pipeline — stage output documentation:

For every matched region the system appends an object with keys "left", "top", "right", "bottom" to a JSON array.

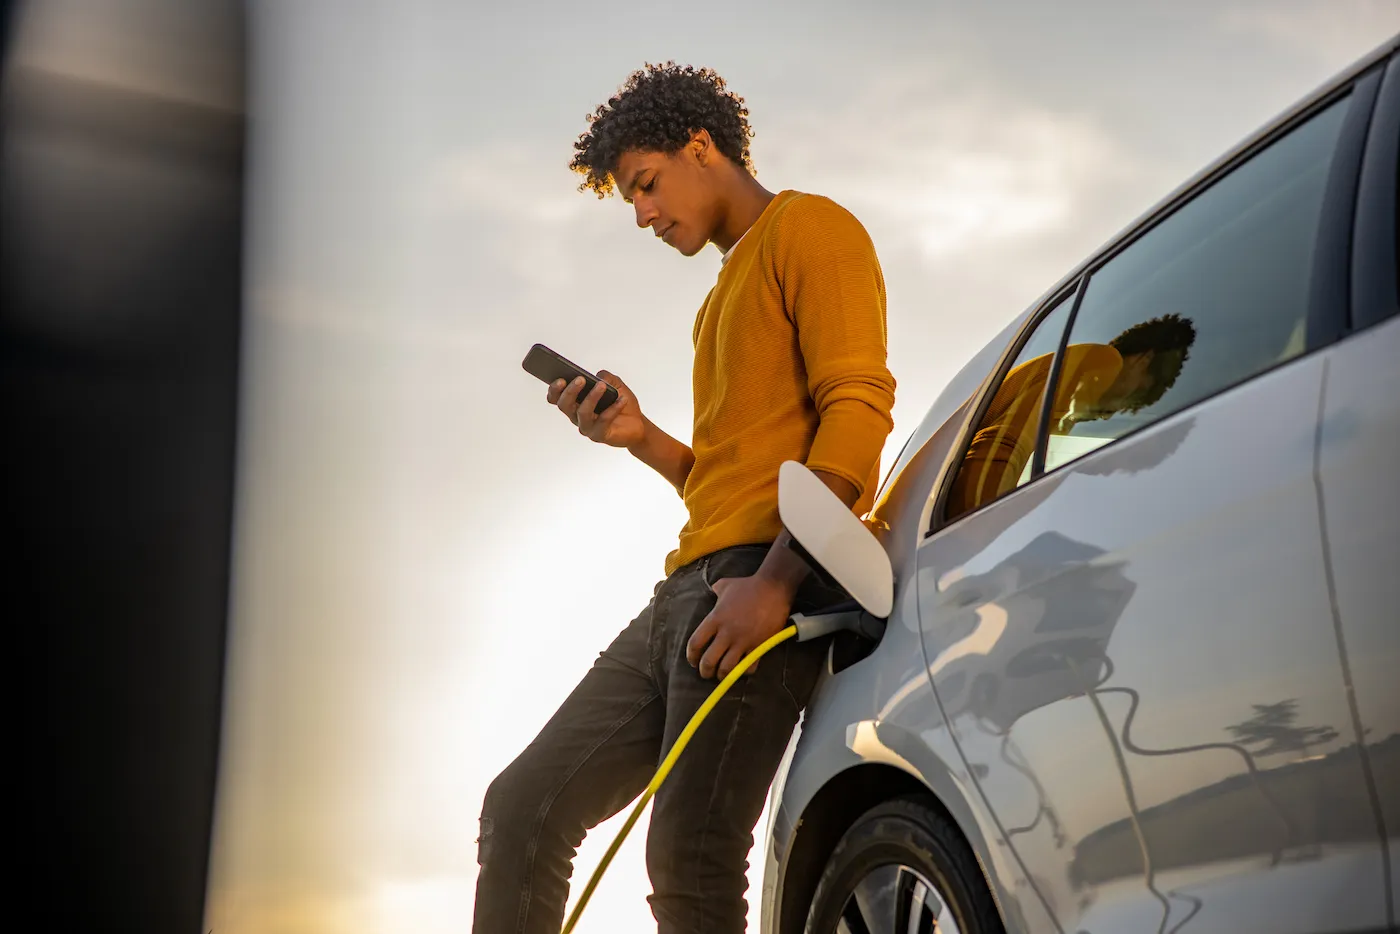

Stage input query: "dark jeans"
[{"left": 472, "top": 544, "right": 842, "bottom": 933}]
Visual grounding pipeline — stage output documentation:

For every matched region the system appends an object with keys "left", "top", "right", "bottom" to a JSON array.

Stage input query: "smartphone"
[{"left": 521, "top": 343, "right": 619, "bottom": 415}]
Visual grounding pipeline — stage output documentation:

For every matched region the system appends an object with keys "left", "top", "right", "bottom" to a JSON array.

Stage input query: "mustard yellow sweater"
[{"left": 664, "top": 190, "right": 897, "bottom": 575}]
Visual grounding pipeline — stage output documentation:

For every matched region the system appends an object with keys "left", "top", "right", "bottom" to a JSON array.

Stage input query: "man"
[
  {"left": 947, "top": 313, "right": 1197, "bottom": 519},
  {"left": 473, "top": 62, "right": 896, "bottom": 933},
  {"left": 1055, "top": 314, "right": 1196, "bottom": 428}
]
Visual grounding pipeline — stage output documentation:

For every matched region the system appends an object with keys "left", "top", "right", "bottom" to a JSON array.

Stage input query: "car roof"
[{"left": 881, "top": 31, "right": 1400, "bottom": 490}]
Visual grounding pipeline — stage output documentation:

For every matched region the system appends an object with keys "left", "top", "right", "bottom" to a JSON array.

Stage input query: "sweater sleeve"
[{"left": 773, "top": 196, "right": 897, "bottom": 497}]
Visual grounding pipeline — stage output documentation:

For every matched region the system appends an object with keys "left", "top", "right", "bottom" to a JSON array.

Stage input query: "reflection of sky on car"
[{"left": 927, "top": 493, "right": 1370, "bottom": 794}]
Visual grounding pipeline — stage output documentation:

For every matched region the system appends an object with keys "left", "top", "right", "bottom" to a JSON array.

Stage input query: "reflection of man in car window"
[
  {"left": 949, "top": 313, "right": 1196, "bottom": 518},
  {"left": 1059, "top": 313, "right": 1197, "bottom": 427}
]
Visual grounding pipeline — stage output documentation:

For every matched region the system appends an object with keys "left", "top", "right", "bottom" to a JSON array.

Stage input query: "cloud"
[
  {"left": 1216, "top": 0, "right": 1400, "bottom": 63},
  {"left": 427, "top": 142, "right": 648, "bottom": 304},
  {"left": 759, "top": 63, "right": 1137, "bottom": 264},
  {"left": 441, "top": 143, "right": 592, "bottom": 221},
  {"left": 251, "top": 283, "right": 483, "bottom": 353}
]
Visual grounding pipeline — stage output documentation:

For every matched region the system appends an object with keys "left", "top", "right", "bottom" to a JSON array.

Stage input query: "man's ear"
[{"left": 689, "top": 129, "right": 712, "bottom": 166}]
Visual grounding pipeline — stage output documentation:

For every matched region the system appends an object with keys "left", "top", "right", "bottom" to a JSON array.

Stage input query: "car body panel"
[
  {"left": 915, "top": 352, "right": 1388, "bottom": 933},
  {"left": 1316, "top": 316, "right": 1400, "bottom": 907}
]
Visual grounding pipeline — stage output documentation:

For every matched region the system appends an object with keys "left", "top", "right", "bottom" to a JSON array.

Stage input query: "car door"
[
  {"left": 914, "top": 73, "right": 1389, "bottom": 934},
  {"left": 1314, "top": 50, "right": 1400, "bottom": 916}
]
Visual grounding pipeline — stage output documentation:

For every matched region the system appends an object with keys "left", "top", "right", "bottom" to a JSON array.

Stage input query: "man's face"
[
  {"left": 614, "top": 138, "right": 721, "bottom": 257},
  {"left": 1115, "top": 351, "right": 1157, "bottom": 398},
  {"left": 1106, "top": 348, "right": 1188, "bottom": 414}
]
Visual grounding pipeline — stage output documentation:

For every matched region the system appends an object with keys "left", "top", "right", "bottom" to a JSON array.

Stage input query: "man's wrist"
[
  {"left": 626, "top": 417, "right": 655, "bottom": 457},
  {"left": 756, "top": 532, "right": 809, "bottom": 600}
]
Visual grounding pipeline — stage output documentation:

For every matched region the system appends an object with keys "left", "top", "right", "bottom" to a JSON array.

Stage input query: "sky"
[{"left": 197, "top": 2, "right": 1400, "bottom": 932}]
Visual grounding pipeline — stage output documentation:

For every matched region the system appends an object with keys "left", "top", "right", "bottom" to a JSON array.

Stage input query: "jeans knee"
[
  {"left": 478, "top": 761, "right": 535, "bottom": 866},
  {"left": 646, "top": 810, "right": 752, "bottom": 928},
  {"left": 647, "top": 803, "right": 753, "bottom": 898},
  {"left": 481, "top": 765, "right": 516, "bottom": 822},
  {"left": 645, "top": 808, "right": 712, "bottom": 893},
  {"left": 644, "top": 815, "right": 677, "bottom": 890}
]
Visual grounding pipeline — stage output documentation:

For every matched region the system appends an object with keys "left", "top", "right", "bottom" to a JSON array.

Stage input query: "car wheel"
[{"left": 804, "top": 797, "right": 1003, "bottom": 934}]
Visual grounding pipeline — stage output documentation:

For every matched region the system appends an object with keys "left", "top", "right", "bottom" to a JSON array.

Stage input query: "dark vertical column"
[{"left": 2, "top": 2, "right": 248, "bottom": 929}]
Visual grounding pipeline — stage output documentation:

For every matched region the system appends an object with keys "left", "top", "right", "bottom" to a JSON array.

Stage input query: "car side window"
[
  {"left": 1042, "top": 94, "right": 1351, "bottom": 473},
  {"left": 944, "top": 293, "right": 1075, "bottom": 524}
]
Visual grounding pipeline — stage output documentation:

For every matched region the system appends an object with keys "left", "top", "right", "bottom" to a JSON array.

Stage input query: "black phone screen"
[{"left": 521, "top": 343, "right": 619, "bottom": 415}]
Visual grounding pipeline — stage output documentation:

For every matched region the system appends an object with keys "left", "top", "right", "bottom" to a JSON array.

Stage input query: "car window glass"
[
  {"left": 944, "top": 294, "right": 1074, "bottom": 524},
  {"left": 1044, "top": 95, "right": 1350, "bottom": 472}
]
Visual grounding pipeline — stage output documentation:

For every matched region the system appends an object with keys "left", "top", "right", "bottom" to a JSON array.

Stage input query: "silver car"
[{"left": 761, "top": 32, "right": 1400, "bottom": 934}]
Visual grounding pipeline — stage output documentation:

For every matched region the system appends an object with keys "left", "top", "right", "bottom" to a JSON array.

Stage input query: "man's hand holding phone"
[
  {"left": 548, "top": 370, "right": 645, "bottom": 449},
  {"left": 524, "top": 343, "right": 693, "bottom": 494}
]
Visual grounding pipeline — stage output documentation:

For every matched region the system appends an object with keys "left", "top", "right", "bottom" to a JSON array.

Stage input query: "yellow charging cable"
[{"left": 560, "top": 623, "right": 799, "bottom": 934}]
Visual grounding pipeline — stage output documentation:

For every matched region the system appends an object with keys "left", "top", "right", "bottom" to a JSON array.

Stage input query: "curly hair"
[
  {"left": 1109, "top": 312, "right": 1197, "bottom": 360},
  {"left": 570, "top": 62, "right": 755, "bottom": 197},
  {"left": 1107, "top": 312, "right": 1198, "bottom": 414}
]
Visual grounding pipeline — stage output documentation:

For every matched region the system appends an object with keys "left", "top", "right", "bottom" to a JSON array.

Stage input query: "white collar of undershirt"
[{"left": 720, "top": 232, "right": 746, "bottom": 267}]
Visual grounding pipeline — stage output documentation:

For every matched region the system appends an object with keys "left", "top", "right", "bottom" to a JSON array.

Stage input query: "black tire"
[{"left": 804, "top": 797, "right": 1004, "bottom": 934}]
